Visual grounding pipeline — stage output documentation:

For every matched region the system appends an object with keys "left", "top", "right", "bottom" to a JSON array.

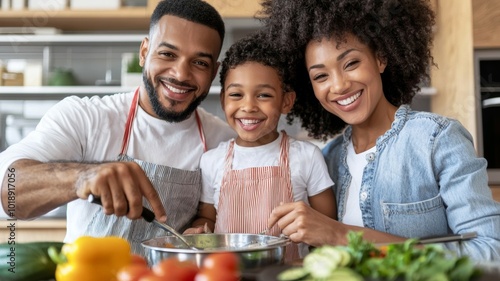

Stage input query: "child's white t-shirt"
[{"left": 200, "top": 132, "right": 334, "bottom": 209}]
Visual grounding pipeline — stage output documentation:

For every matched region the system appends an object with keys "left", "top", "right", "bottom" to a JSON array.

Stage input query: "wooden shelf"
[
  {"left": 0, "top": 34, "right": 146, "bottom": 44},
  {"left": 0, "top": 8, "right": 152, "bottom": 31},
  {"left": 0, "top": 0, "right": 262, "bottom": 32},
  {"left": 205, "top": 0, "right": 262, "bottom": 18}
]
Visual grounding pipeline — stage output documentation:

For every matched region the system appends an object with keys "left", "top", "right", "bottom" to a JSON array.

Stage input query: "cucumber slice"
[
  {"left": 328, "top": 268, "right": 364, "bottom": 281},
  {"left": 277, "top": 267, "right": 310, "bottom": 281},
  {"left": 315, "top": 246, "right": 343, "bottom": 265},
  {"left": 303, "top": 252, "right": 338, "bottom": 279},
  {"left": 336, "top": 247, "right": 353, "bottom": 267}
]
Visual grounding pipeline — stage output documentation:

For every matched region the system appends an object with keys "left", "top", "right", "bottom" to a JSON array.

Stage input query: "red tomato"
[
  {"left": 117, "top": 264, "right": 152, "bottom": 281},
  {"left": 152, "top": 258, "right": 199, "bottom": 281},
  {"left": 202, "top": 252, "right": 239, "bottom": 273},
  {"left": 130, "top": 254, "right": 149, "bottom": 267},
  {"left": 138, "top": 273, "right": 166, "bottom": 281},
  {"left": 195, "top": 268, "right": 239, "bottom": 281}
]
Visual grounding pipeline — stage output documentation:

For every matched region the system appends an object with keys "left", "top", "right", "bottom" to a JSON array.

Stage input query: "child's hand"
[
  {"left": 183, "top": 223, "right": 212, "bottom": 234},
  {"left": 183, "top": 226, "right": 204, "bottom": 234}
]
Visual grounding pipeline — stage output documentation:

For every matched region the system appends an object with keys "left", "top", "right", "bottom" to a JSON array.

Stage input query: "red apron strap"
[
  {"left": 119, "top": 88, "right": 140, "bottom": 155},
  {"left": 195, "top": 110, "right": 207, "bottom": 152},
  {"left": 120, "top": 89, "right": 207, "bottom": 155}
]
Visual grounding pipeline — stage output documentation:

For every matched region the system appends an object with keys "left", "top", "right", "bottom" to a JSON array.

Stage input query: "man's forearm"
[{"left": 1, "top": 159, "right": 89, "bottom": 219}]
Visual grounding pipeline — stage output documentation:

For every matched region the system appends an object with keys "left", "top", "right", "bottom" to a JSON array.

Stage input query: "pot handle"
[{"left": 245, "top": 234, "right": 291, "bottom": 249}]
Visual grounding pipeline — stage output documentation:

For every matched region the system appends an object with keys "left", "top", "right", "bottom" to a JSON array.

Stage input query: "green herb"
[{"left": 278, "top": 232, "right": 481, "bottom": 281}]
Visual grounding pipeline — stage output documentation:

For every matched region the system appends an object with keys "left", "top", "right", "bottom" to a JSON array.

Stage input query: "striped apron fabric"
[
  {"left": 85, "top": 88, "right": 205, "bottom": 255},
  {"left": 214, "top": 131, "right": 299, "bottom": 261}
]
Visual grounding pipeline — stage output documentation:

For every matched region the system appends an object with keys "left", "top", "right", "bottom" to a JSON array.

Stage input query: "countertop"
[{"left": 0, "top": 218, "right": 66, "bottom": 243}]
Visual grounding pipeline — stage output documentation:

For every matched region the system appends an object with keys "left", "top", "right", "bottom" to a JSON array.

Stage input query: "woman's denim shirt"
[{"left": 322, "top": 105, "right": 500, "bottom": 261}]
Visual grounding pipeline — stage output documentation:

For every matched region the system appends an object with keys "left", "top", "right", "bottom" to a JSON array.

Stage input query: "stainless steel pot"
[{"left": 142, "top": 233, "right": 287, "bottom": 276}]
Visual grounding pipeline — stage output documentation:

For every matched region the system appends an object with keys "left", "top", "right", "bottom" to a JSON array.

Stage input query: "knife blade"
[
  {"left": 375, "top": 232, "right": 477, "bottom": 247},
  {"left": 87, "top": 194, "right": 201, "bottom": 250},
  {"left": 418, "top": 232, "right": 477, "bottom": 244}
]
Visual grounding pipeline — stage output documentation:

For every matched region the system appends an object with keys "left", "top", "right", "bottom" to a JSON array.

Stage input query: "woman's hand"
[
  {"left": 268, "top": 201, "right": 349, "bottom": 247},
  {"left": 268, "top": 201, "right": 407, "bottom": 246}
]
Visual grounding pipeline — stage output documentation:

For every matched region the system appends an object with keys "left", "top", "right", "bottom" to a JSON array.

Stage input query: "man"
[{"left": 0, "top": 0, "right": 235, "bottom": 254}]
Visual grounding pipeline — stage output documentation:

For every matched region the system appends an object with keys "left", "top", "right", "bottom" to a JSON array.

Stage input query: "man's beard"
[{"left": 143, "top": 71, "right": 208, "bottom": 123}]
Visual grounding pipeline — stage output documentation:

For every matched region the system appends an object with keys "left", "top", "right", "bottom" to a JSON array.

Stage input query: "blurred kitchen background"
[
  {"left": 0, "top": 0, "right": 437, "bottom": 151},
  {"left": 0, "top": 0, "right": 499, "bottom": 243},
  {"left": 0, "top": 0, "right": 499, "bottom": 187}
]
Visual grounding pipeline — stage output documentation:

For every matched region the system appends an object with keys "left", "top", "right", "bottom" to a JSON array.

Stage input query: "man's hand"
[{"left": 75, "top": 161, "right": 167, "bottom": 222}]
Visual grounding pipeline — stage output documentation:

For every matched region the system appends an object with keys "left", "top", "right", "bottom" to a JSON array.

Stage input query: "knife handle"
[
  {"left": 87, "top": 194, "right": 155, "bottom": 222},
  {"left": 139, "top": 206, "right": 155, "bottom": 222}
]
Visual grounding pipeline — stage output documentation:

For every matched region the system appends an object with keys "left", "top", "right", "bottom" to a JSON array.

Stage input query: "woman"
[{"left": 260, "top": 0, "right": 500, "bottom": 261}]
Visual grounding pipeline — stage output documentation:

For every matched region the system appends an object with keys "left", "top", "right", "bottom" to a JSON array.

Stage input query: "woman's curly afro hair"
[{"left": 259, "top": 0, "right": 435, "bottom": 140}]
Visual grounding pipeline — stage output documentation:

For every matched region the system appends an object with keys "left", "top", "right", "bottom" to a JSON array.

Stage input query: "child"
[
  {"left": 187, "top": 32, "right": 336, "bottom": 260},
  {"left": 260, "top": 0, "right": 500, "bottom": 261}
]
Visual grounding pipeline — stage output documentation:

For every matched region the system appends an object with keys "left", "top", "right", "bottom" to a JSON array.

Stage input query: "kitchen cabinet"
[
  {"left": 422, "top": 0, "right": 500, "bottom": 185},
  {"left": 425, "top": 0, "right": 500, "bottom": 143},
  {"left": 0, "top": 24, "right": 260, "bottom": 149},
  {"left": 0, "top": 34, "right": 145, "bottom": 87},
  {"left": 0, "top": 34, "right": 147, "bottom": 152},
  {"left": 492, "top": 186, "right": 500, "bottom": 202},
  {"left": 0, "top": 32, "right": 242, "bottom": 100},
  {"left": 430, "top": 0, "right": 477, "bottom": 144},
  {"left": 473, "top": 0, "right": 500, "bottom": 48},
  {"left": 0, "top": 0, "right": 262, "bottom": 32},
  {"left": 0, "top": 31, "right": 248, "bottom": 93}
]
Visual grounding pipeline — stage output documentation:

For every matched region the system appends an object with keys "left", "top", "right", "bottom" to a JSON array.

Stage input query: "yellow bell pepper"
[
  {"left": 55, "top": 263, "right": 116, "bottom": 281},
  {"left": 49, "top": 236, "right": 131, "bottom": 281}
]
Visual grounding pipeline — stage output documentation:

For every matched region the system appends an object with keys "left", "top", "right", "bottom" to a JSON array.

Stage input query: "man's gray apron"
[{"left": 85, "top": 88, "right": 205, "bottom": 255}]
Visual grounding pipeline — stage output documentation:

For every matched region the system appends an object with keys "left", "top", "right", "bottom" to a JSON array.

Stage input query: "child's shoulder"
[
  {"left": 287, "top": 135, "right": 323, "bottom": 153},
  {"left": 202, "top": 139, "right": 232, "bottom": 156}
]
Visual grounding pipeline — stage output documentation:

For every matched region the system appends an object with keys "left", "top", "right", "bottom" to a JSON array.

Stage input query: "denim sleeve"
[{"left": 434, "top": 120, "right": 500, "bottom": 261}]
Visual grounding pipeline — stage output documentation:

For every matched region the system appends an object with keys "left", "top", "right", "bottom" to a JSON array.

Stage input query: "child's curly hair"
[
  {"left": 219, "top": 31, "right": 294, "bottom": 94},
  {"left": 259, "top": 0, "right": 435, "bottom": 140}
]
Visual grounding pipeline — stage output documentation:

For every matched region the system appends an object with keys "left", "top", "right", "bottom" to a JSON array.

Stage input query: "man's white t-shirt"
[
  {"left": 200, "top": 132, "right": 334, "bottom": 209},
  {"left": 0, "top": 92, "right": 236, "bottom": 234}
]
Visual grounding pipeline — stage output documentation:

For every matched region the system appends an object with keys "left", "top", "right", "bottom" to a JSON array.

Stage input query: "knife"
[
  {"left": 375, "top": 232, "right": 477, "bottom": 247},
  {"left": 417, "top": 232, "right": 477, "bottom": 244},
  {"left": 87, "top": 194, "right": 201, "bottom": 250}
]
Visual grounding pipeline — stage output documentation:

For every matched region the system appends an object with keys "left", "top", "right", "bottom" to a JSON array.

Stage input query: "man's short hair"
[{"left": 150, "top": 0, "right": 225, "bottom": 43}]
